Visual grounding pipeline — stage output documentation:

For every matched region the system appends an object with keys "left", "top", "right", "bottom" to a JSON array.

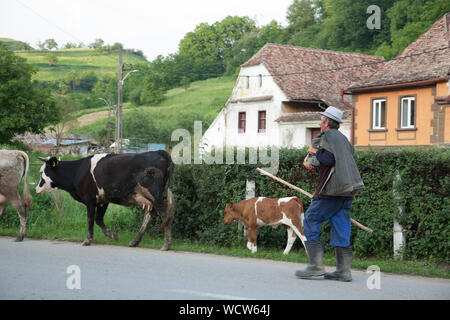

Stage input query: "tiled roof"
[
  {"left": 241, "top": 43, "right": 384, "bottom": 110},
  {"left": 347, "top": 13, "right": 450, "bottom": 90}
]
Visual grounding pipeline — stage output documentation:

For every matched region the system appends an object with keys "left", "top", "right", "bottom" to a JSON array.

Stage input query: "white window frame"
[
  {"left": 400, "top": 97, "right": 415, "bottom": 129},
  {"left": 372, "top": 99, "right": 386, "bottom": 129}
]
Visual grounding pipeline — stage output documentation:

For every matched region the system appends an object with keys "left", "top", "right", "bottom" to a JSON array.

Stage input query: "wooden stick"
[{"left": 256, "top": 167, "right": 373, "bottom": 234}]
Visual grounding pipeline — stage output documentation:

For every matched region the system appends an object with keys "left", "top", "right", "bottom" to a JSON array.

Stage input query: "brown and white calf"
[{"left": 223, "top": 196, "right": 306, "bottom": 254}]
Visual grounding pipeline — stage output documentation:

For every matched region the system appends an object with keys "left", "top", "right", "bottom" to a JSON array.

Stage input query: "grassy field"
[
  {"left": 71, "top": 76, "right": 236, "bottom": 143},
  {"left": 15, "top": 48, "right": 147, "bottom": 81},
  {"left": 72, "top": 76, "right": 236, "bottom": 126}
]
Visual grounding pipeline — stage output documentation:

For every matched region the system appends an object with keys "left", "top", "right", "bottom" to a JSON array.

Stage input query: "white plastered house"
[{"left": 201, "top": 43, "right": 385, "bottom": 152}]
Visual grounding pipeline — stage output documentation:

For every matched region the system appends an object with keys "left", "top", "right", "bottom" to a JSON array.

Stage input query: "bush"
[
  {"left": 129, "top": 86, "right": 143, "bottom": 105},
  {"left": 79, "top": 71, "right": 98, "bottom": 91}
]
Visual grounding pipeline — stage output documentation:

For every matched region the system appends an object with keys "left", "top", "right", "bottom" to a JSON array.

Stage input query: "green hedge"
[{"left": 169, "top": 147, "right": 449, "bottom": 262}]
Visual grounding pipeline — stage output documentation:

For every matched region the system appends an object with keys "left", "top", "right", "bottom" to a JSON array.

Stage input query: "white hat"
[{"left": 320, "top": 106, "right": 343, "bottom": 123}]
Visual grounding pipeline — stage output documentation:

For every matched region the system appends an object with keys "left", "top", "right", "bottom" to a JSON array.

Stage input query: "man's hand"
[{"left": 308, "top": 146, "right": 318, "bottom": 154}]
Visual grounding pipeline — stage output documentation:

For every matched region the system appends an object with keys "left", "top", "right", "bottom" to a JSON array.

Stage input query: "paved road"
[{"left": 0, "top": 237, "right": 449, "bottom": 300}]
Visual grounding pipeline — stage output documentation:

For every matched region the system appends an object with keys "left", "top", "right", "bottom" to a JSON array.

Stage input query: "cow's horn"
[{"left": 37, "top": 156, "right": 49, "bottom": 162}]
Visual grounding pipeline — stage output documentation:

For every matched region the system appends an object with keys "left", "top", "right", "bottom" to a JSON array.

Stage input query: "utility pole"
[
  {"left": 114, "top": 46, "right": 139, "bottom": 154},
  {"left": 116, "top": 45, "right": 123, "bottom": 154}
]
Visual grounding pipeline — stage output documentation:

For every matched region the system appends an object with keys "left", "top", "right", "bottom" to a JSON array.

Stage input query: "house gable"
[{"left": 346, "top": 13, "right": 450, "bottom": 147}]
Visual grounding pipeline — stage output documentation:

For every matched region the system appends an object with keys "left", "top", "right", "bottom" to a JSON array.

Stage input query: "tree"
[
  {"left": 285, "top": 0, "right": 326, "bottom": 48},
  {"left": 178, "top": 16, "right": 258, "bottom": 78},
  {"left": 139, "top": 66, "right": 166, "bottom": 105},
  {"left": 50, "top": 95, "right": 80, "bottom": 152},
  {"left": 0, "top": 45, "right": 60, "bottom": 144},
  {"left": 258, "top": 20, "right": 288, "bottom": 47},
  {"left": 79, "top": 71, "right": 98, "bottom": 91},
  {"left": 123, "top": 110, "right": 159, "bottom": 143},
  {"left": 214, "top": 15, "right": 257, "bottom": 61},
  {"left": 89, "top": 38, "right": 105, "bottom": 49},
  {"left": 179, "top": 22, "right": 221, "bottom": 62},
  {"left": 225, "top": 32, "right": 260, "bottom": 75},
  {"left": 286, "top": 0, "right": 317, "bottom": 33},
  {"left": 384, "top": 0, "right": 450, "bottom": 57},
  {"left": 64, "top": 42, "right": 77, "bottom": 49},
  {"left": 44, "top": 38, "right": 58, "bottom": 50},
  {"left": 313, "top": 0, "right": 395, "bottom": 52},
  {"left": 372, "top": 0, "right": 450, "bottom": 59}
]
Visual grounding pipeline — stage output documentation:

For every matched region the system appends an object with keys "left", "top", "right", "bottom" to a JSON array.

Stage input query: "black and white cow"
[{"left": 36, "top": 150, "right": 174, "bottom": 249}]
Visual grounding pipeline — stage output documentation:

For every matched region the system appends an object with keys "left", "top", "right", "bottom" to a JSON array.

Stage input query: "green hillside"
[
  {"left": 15, "top": 48, "right": 148, "bottom": 81},
  {"left": 72, "top": 76, "right": 236, "bottom": 147},
  {"left": 0, "top": 37, "right": 34, "bottom": 51}
]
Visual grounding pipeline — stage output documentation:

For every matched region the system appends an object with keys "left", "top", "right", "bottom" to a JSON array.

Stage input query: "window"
[
  {"left": 238, "top": 112, "right": 246, "bottom": 133},
  {"left": 246, "top": 76, "right": 250, "bottom": 89},
  {"left": 258, "top": 110, "right": 266, "bottom": 133},
  {"left": 400, "top": 97, "right": 415, "bottom": 128},
  {"left": 372, "top": 99, "right": 386, "bottom": 129},
  {"left": 258, "top": 74, "right": 262, "bottom": 87}
]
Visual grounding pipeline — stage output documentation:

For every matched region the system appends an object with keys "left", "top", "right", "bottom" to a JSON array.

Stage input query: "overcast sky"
[{"left": 1, "top": 0, "right": 293, "bottom": 60}]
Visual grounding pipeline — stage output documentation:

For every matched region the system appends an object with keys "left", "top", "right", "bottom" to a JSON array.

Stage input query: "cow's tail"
[
  {"left": 18, "top": 151, "right": 32, "bottom": 210},
  {"left": 159, "top": 156, "right": 175, "bottom": 230}
]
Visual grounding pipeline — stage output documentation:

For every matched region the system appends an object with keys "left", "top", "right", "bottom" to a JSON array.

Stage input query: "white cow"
[{"left": 0, "top": 150, "right": 32, "bottom": 241}]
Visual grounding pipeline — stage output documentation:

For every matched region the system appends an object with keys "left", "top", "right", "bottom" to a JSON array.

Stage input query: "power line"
[{"left": 15, "top": 0, "right": 84, "bottom": 44}]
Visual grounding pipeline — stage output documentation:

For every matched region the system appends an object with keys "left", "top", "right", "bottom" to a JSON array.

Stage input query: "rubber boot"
[
  {"left": 324, "top": 246, "right": 352, "bottom": 282},
  {"left": 295, "top": 241, "right": 325, "bottom": 278}
]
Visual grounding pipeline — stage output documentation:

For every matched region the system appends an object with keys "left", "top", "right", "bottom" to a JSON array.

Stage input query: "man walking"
[{"left": 295, "top": 106, "right": 364, "bottom": 282}]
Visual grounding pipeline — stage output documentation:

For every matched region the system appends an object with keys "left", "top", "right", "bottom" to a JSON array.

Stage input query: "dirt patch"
[{"left": 76, "top": 110, "right": 126, "bottom": 127}]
